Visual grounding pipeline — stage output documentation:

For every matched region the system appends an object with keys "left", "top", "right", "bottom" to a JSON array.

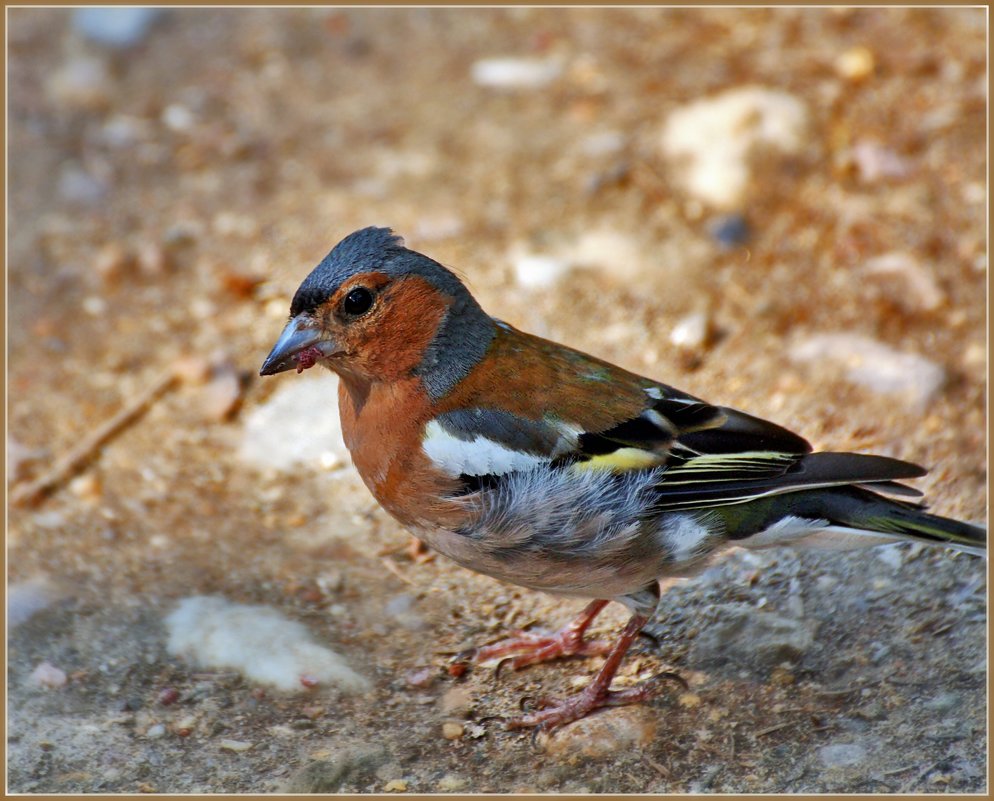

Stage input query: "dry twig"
[{"left": 11, "top": 367, "right": 179, "bottom": 508}]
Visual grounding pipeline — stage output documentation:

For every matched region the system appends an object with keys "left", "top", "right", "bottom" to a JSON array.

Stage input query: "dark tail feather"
[{"left": 825, "top": 487, "right": 986, "bottom": 557}]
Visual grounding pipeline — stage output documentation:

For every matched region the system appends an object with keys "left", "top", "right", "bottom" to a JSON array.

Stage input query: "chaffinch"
[{"left": 261, "top": 226, "right": 985, "bottom": 733}]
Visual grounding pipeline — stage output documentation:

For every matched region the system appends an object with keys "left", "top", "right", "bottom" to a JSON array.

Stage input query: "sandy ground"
[{"left": 7, "top": 7, "right": 986, "bottom": 794}]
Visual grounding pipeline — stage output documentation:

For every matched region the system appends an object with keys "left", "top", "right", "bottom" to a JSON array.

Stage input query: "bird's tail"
[
  {"left": 727, "top": 486, "right": 986, "bottom": 557},
  {"left": 827, "top": 488, "right": 986, "bottom": 556}
]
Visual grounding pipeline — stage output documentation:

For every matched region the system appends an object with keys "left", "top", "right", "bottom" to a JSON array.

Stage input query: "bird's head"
[{"left": 260, "top": 227, "right": 495, "bottom": 399}]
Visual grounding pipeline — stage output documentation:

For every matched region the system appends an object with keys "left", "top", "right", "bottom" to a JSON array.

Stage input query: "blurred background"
[{"left": 8, "top": 7, "right": 986, "bottom": 794}]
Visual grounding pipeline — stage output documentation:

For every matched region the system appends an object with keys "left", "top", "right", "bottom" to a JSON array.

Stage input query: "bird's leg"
[
  {"left": 507, "top": 611, "right": 682, "bottom": 731},
  {"left": 465, "top": 599, "right": 614, "bottom": 671}
]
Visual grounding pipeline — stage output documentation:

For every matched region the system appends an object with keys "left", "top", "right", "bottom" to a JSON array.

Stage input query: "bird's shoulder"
[{"left": 420, "top": 323, "right": 808, "bottom": 482}]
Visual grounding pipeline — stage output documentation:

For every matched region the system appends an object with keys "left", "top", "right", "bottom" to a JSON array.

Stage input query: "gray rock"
[
  {"left": 924, "top": 691, "right": 961, "bottom": 713},
  {"left": 819, "top": 743, "right": 867, "bottom": 768},
  {"left": 689, "top": 603, "right": 815, "bottom": 672},
  {"left": 283, "top": 746, "right": 388, "bottom": 793},
  {"left": 8, "top": 578, "right": 64, "bottom": 628}
]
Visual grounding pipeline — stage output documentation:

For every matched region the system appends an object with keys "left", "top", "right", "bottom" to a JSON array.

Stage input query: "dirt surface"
[{"left": 7, "top": 7, "right": 987, "bottom": 794}]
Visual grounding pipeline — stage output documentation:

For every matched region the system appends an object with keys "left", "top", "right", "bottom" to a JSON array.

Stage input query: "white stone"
[
  {"left": 789, "top": 333, "right": 946, "bottom": 410},
  {"left": 165, "top": 596, "right": 370, "bottom": 693},
  {"left": 661, "top": 86, "right": 808, "bottom": 208},
  {"left": 30, "top": 661, "right": 67, "bottom": 689},
  {"left": 511, "top": 253, "right": 572, "bottom": 289},
  {"left": 239, "top": 373, "right": 351, "bottom": 473},
  {"left": 471, "top": 57, "right": 562, "bottom": 89},
  {"left": 162, "top": 104, "right": 195, "bottom": 133},
  {"left": 669, "top": 311, "right": 711, "bottom": 349},
  {"left": 568, "top": 228, "right": 646, "bottom": 280},
  {"left": 863, "top": 252, "right": 944, "bottom": 311}
]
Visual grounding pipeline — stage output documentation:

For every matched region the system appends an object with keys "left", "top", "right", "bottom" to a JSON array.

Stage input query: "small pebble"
[
  {"left": 669, "top": 311, "right": 712, "bottom": 351},
  {"left": 441, "top": 722, "right": 464, "bottom": 740},
  {"left": 471, "top": 57, "right": 562, "bottom": 89},
  {"left": 145, "top": 723, "right": 166, "bottom": 739},
  {"left": 58, "top": 166, "right": 108, "bottom": 205},
  {"left": 962, "top": 342, "right": 985, "bottom": 369},
  {"left": 137, "top": 242, "right": 173, "bottom": 277},
  {"left": 542, "top": 707, "right": 657, "bottom": 757},
  {"left": 404, "top": 666, "right": 437, "bottom": 689},
  {"left": 439, "top": 687, "right": 472, "bottom": 716},
  {"left": 385, "top": 594, "right": 426, "bottom": 631},
  {"left": 856, "top": 701, "right": 885, "bottom": 720},
  {"left": 924, "top": 691, "right": 960, "bottom": 713},
  {"left": 201, "top": 359, "right": 244, "bottom": 422},
  {"left": 819, "top": 743, "right": 867, "bottom": 768},
  {"left": 174, "top": 716, "right": 197, "bottom": 736},
  {"left": 863, "top": 252, "right": 943, "bottom": 311},
  {"left": 850, "top": 140, "right": 910, "bottom": 182},
  {"left": 875, "top": 545, "right": 904, "bottom": 570},
  {"left": 82, "top": 296, "right": 107, "bottom": 316},
  {"left": 94, "top": 242, "right": 135, "bottom": 285},
  {"left": 47, "top": 57, "right": 113, "bottom": 112},
  {"left": 569, "top": 228, "right": 646, "bottom": 281},
  {"left": 73, "top": 8, "right": 163, "bottom": 48},
  {"left": 383, "top": 779, "right": 408, "bottom": 792},
  {"left": 30, "top": 661, "right": 67, "bottom": 689},
  {"left": 962, "top": 182, "right": 985, "bottom": 205},
  {"left": 708, "top": 214, "right": 750, "bottom": 248},
  {"left": 162, "top": 104, "right": 195, "bottom": 133},
  {"left": 580, "top": 130, "right": 626, "bottom": 157},
  {"left": 512, "top": 253, "right": 571, "bottom": 289},
  {"left": 769, "top": 666, "right": 795, "bottom": 687},
  {"left": 437, "top": 774, "right": 467, "bottom": 791},
  {"left": 157, "top": 687, "right": 179, "bottom": 706},
  {"left": 68, "top": 473, "right": 102, "bottom": 503},
  {"left": 835, "top": 46, "right": 875, "bottom": 81},
  {"left": 676, "top": 691, "right": 700, "bottom": 708},
  {"left": 219, "top": 739, "right": 253, "bottom": 753}
]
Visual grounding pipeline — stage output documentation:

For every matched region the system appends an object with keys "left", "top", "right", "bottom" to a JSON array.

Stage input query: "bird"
[{"left": 260, "top": 226, "right": 986, "bottom": 733}]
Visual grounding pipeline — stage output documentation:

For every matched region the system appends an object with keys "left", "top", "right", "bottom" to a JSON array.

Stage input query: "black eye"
[{"left": 342, "top": 287, "right": 373, "bottom": 316}]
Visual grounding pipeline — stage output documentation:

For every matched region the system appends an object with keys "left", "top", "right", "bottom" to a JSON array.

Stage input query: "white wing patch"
[{"left": 422, "top": 420, "right": 548, "bottom": 478}]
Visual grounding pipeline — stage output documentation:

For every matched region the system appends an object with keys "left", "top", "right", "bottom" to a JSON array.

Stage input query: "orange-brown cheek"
[{"left": 348, "top": 277, "right": 450, "bottom": 381}]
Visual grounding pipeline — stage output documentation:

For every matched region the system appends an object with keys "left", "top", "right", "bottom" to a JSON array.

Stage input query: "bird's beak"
[{"left": 260, "top": 315, "right": 336, "bottom": 376}]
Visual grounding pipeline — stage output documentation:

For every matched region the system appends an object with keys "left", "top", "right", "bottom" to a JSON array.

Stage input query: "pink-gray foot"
[
  {"left": 459, "top": 600, "right": 613, "bottom": 673},
  {"left": 505, "top": 613, "right": 686, "bottom": 732}
]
